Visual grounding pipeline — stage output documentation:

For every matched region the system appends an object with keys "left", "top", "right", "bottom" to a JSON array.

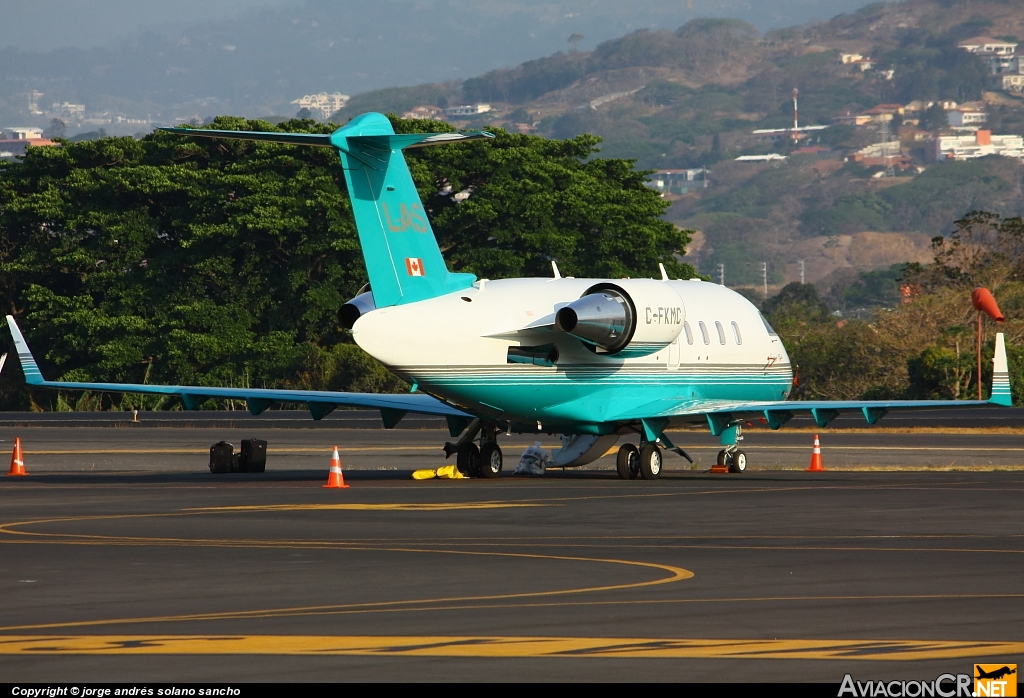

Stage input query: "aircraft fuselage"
[{"left": 352, "top": 277, "right": 793, "bottom": 434}]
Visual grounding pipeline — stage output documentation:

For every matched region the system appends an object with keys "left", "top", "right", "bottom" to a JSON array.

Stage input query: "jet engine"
[
  {"left": 339, "top": 288, "right": 375, "bottom": 329},
  {"left": 555, "top": 280, "right": 684, "bottom": 356}
]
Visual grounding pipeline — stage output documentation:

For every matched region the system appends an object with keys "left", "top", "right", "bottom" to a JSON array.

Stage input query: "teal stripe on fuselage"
[{"left": 400, "top": 363, "right": 792, "bottom": 423}]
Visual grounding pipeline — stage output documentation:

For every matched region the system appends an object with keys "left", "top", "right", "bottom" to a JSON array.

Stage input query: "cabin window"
[
  {"left": 732, "top": 321, "right": 742, "bottom": 345},
  {"left": 715, "top": 321, "right": 726, "bottom": 345},
  {"left": 698, "top": 321, "right": 710, "bottom": 345},
  {"left": 760, "top": 313, "right": 778, "bottom": 336},
  {"left": 507, "top": 344, "right": 559, "bottom": 367},
  {"left": 683, "top": 321, "right": 694, "bottom": 345}
]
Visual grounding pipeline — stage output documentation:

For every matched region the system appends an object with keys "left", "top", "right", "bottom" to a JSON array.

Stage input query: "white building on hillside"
[
  {"left": 3, "top": 127, "right": 43, "bottom": 140},
  {"left": 958, "top": 36, "right": 1019, "bottom": 75},
  {"left": 947, "top": 108, "right": 987, "bottom": 127},
  {"left": 932, "top": 130, "right": 1024, "bottom": 161},
  {"left": 291, "top": 93, "right": 349, "bottom": 119},
  {"left": 444, "top": 104, "right": 491, "bottom": 118},
  {"left": 646, "top": 168, "right": 709, "bottom": 195}
]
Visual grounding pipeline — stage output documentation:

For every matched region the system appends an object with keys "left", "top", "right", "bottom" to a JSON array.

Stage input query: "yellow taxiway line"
[
  {"left": 0, "top": 635, "right": 1020, "bottom": 661},
  {"left": 20, "top": 444, "right": 1024, "bottom": 456}
]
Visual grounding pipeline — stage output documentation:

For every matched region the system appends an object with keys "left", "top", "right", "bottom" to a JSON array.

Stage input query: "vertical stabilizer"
[
  {"left": 160, "top": 113, "right": 493, "bottom": 308},
  {"left": 990, "top": 332, "right": 1012, "bottom": 406},
  {"left": 330, "top": 113, "right": 487, "bottom": 307}
]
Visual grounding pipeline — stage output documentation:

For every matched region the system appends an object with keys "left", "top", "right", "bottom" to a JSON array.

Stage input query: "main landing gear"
[
  {"left": 716, "top": 448, "right": 747, "bottom": 473},
  {"left": 616, "top": 442, "right": 662, "bottom": 480},
  {"left": 446, "top": 421, "right": 503, "bottom": 478}
]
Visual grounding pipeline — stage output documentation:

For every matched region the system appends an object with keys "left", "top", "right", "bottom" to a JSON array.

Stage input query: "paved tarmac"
[{"left": 0, "top": 419, "right": 1022, "bottom": 682}]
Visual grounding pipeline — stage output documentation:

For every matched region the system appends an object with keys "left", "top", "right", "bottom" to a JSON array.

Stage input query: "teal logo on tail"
[{"left": 161, "top": 113, "right": 494, "bottom": 308}]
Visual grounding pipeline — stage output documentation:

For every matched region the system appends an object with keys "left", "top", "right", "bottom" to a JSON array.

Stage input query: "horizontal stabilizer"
[
  {"left": 159, "top": 128, "right": 334, "bottom": 148},
  {"left": 158, "top": 127, "right": 494, "bottom": 153}
]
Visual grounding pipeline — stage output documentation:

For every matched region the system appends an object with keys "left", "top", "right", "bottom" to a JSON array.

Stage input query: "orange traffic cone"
[
  {"left": 7, "top": 437, "right": 26, "bottom": 476},
  {"left": 805, "top": 434, "right": 825, "bottom": 472},
  {"left": 323, "top": 446, "right": 349, "bottom": 488}
]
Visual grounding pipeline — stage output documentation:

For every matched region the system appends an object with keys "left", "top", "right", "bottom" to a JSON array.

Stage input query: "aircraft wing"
[
  {"left": 610, "top": 332, "right": 1013, "bottom": 432},
  {"left": 5, "top": 316, "right": 473, "bottom": 429}
]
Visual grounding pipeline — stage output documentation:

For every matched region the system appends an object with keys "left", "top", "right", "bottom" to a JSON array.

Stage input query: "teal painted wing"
[
  {"left": 612, "top": 333, "right": 1013, "bottom": 430},
  {"left": 611, "top": 397, "right": 993, "bottom": 432},
  {"left": 6, "top": 316, "right": 471, "bottom": 425}
]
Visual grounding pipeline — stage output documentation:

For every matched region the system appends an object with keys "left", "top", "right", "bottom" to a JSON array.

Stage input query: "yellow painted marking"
[
  {"left": 187, "top": 502, "right": 546, "bottom": 512},
  {"left": 23, "top": 446, "right": 443, "bottom": 455},
  {"left": 0, "top": 635, "right": 1020, "bottom": 660}
]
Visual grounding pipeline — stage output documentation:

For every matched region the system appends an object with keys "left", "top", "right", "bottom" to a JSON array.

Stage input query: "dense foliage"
[
  {"left": 0, "top": 117, "right": 692, "bottom": 410},
  {"left": 766, "top": 212, "right": 1024, "bottom": 404}
]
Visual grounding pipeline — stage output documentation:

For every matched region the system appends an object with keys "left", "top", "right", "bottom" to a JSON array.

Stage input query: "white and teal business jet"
[{"left": 5, "top": 113, "right": 1014, "bottom": 479}]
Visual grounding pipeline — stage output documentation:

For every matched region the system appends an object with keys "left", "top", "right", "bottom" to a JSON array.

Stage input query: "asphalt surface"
[{"left": 1, "top": 417, "right": 1022, "bottom": 682}]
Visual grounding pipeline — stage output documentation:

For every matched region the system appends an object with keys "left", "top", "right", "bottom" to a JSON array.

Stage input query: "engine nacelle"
[
  {"left": 555, "top": 280, "right": 684, "bottom": 357},
  {"left": 340, "top": 290, "right": 375, "bottom": 329}
]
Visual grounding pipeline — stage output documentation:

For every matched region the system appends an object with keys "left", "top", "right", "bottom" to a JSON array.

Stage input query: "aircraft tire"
[
  {"left": 616, "top": 443, "right": 639, "bottom": 480},
  {"left": 456, "top": 443, "right": 480, "bottom": 477},
  {"left": 729, "top": 450, "right": 747, "bottom": 473},
  {"left": 479, "top": 443, "right": 502, "bottom": 478},
  {"left": 717, "top": 450, "right": 728, "bottom": 466},
  {"left": 639, "top": 443, "right": 662, "bottom": 480}
]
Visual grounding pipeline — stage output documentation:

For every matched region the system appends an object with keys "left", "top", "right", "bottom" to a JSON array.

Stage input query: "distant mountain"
[
  {"left": 1, "top": 0, "right": 878, "bottom": 127},
  {"left": 325, "top": 0, "right": 1024, "bottom": 289}
]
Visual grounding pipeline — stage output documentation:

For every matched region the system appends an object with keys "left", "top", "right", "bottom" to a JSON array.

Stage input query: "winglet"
[
  {"left": 5, "top": 316, "right": 46, "bottom": 385},
  {"left": 989, "top": 332, "right": 1012, "bottom": 406}
]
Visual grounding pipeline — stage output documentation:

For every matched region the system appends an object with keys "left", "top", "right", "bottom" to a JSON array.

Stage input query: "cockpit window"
[{"left": 760, "top": 313, "right": 778, "bottom": 336}]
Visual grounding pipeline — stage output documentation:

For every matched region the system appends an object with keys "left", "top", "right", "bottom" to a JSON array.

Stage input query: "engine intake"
[{"left": 339, "top": 289, "right": 375, "bottom": 329}]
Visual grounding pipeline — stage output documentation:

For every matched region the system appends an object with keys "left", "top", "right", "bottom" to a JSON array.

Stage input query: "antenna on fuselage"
[
  {"left": 551, "top": 261, "right": 561, "bottom": 279},
  {"left": 659, "top": 263, "right": 670, "bottom": 281}
]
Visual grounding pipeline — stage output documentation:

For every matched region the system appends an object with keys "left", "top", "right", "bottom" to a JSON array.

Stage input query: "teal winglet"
[{"left": 990, "top": 333, "right": 1013, "bottom": 407}]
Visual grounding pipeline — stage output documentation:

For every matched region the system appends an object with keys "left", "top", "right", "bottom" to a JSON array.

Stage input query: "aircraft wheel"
[
  {"left": 479, "top": 443, "right": 503, "bottom": 478},
  {"left": 456, "top": 443, "right": 479, "bottom": 477},
  {"left": 616, "top": 443, "right": 640, "bottom": 480},
  {"left": 729, "top": 450, "right": 747, "bottom": 473},
  {"left": 717, "top": 450, "right": 728, "bottom": 467},
  {"left": 639, "top": 443, "right": 662, "bottom": 480}
]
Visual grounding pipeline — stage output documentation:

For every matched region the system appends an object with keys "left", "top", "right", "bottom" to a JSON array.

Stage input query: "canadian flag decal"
[{"left": 405, "top": 257, "right": 424, "bottom": 276}]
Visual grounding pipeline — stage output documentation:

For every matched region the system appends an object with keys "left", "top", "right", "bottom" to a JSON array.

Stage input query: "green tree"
[
  {"left": 0, "top": 116, "right": 692, "bottom": 409},
  {"left": 400, "top": 119, "right": 694, "bottom": 280}
]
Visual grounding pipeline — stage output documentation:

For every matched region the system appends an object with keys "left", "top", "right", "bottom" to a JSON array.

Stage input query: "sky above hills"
[
  {"left": 1, "top": 0, "right": 885, "bottom": 123},
  {"left": 7, "top": 0, "right": 880, "bottom": 51}
]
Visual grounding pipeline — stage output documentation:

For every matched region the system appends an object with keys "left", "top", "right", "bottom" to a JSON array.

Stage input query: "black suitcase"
[
  {"left": 239, "top": 439, "right": 267, "bottom": 473},
  {"left": 209, "top": 441, "right": 237, "bottom": 473}
]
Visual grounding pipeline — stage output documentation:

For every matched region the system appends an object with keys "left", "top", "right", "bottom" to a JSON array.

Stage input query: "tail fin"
[{"left": 161, "top": 113, "right": 493, "bottom": 307}]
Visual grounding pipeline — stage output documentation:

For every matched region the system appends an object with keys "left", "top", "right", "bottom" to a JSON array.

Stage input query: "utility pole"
[
  {"left": 791, "top": 87, "right": 799, "bottom": 142},
  {"left": 761, "top": 262, "right": 768, "bottom": 298},
  {"left": 717, "top": 264, "right": 725, "bottom": 286},
  {"left": 798, "top": 260, "right": 805, "bottom": 285}
]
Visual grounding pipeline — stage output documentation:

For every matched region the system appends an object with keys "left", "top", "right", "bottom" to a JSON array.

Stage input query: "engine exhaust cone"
[{"left": 555, "top": 291, "right": 634, "bottom": 353}]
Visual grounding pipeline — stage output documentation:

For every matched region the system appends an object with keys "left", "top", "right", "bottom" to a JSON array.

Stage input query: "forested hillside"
[{"left": 333, "top": 0, "right": 1024, "bottom": 292}]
